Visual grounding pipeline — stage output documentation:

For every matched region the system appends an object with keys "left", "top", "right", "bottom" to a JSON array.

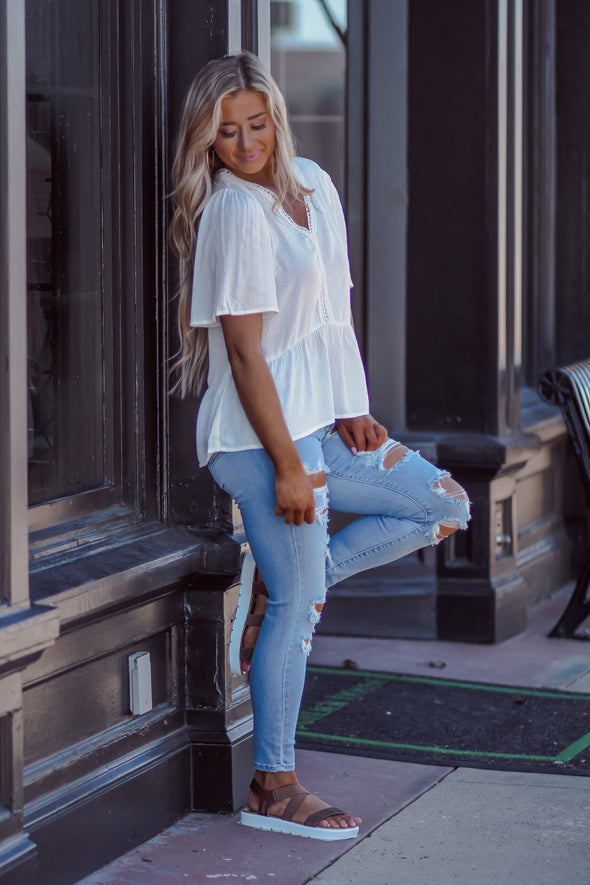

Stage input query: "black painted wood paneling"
[
  {"left": 407, "top": 0, "right": 497, "bottom": 433},
  {"left": 556, "top": 0, "right": 590, "bottom": 365},
  {"left": 23, "top": 631, "right": 171, "bottom": 765}
]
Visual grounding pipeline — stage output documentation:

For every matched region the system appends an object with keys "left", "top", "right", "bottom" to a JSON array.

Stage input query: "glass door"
[{"left": 270, "top": 0, "right": 347, "bottom": 195}]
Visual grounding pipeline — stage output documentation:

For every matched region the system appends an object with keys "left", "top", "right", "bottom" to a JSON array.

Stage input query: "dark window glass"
[{"left": 26, "top": 1, "right": 106, "bottom": 506}]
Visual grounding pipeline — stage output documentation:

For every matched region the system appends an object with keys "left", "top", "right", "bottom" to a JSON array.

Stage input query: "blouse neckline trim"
[{"left": 216, "top": 168, "right": 314, "bottom": 236}]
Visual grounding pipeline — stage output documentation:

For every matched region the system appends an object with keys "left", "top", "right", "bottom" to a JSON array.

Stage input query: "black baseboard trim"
[
  {"left": 24, "top": 727, "right": 189, "bottom": 833},
  {"left": 7, "top": 729, "right": 192, "bottom": 885},
  {"left": 23, "top": 706, "right": 184, "bottom": 806},
  {"left": 0, "top": 832, "right": 38, "bottom": 885},
  {"left": 191, "top": 729, "right": 254, "bottom": 813}
]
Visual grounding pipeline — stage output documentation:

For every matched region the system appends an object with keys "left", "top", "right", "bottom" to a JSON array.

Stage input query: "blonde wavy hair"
[{"left": 169, "top": 51, "right": 309, "bottom": 397}]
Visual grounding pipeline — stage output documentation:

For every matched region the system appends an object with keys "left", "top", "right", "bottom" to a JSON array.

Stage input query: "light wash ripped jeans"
[{"left": 209, "top": 425, "right": 471, "bottom": 772}]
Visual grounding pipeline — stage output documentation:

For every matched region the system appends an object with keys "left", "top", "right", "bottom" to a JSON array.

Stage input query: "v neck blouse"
[{"left": 190, "top": 156, "right": 370, "bottom": 465}]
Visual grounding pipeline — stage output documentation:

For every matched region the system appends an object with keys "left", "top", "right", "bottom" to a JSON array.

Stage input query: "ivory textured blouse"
[{"left": 190, "top": 157, "right": 370, "bottom": 466}]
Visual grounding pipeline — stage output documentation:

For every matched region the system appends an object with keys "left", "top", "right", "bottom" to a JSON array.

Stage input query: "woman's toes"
[
  {"left": 320, "top": 814, "right": 357, "bottom": 829},
  {"left": 320, "top": 817, "right": 343, "bottom": 829}
]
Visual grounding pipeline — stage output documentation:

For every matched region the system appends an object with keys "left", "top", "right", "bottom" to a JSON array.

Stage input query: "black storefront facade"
[{"left": 0, "top": 2, "right": 588, "bottom": 883}]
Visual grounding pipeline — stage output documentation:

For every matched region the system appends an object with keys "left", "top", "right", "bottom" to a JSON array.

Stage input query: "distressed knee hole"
[
  {"left": 356, "top": 438, "right": 414, "bottom": 471},
  {"left": 301, "top": 636, "right": 312, "bottom": 655},
  {"left": 308, "top": 600, "right": 325, "bottom": 626},
  {"left": 429, "top": 472, "right": 471, "bottom": 541},
  {"left": 383, "top": 442, "right": 410, "bottom": 470},
  {"left": 309, "top": 470, "right": 327, "bottom": 490},
  {"left": 302, "top": 459, "right": 327, "bottom": 486},
  {"left": 431, "top": 475, "right": 469, "bottom": 502},
  {"left": 302, "top": 464, "right": 329, "bottom": 524},
  {"left": 435, "top": 518, "right": 461, "bottom": 540},
  {"left": 314, "top": 487, "right": 329, "bottom": 532},
  {"left": 305, "top": 597, "right": 326, "bottom": 655}
]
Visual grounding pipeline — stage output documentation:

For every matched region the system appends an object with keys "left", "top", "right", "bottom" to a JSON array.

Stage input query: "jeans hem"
[{"left": 253, "top": 763, "right": 296, "bottom": 772}]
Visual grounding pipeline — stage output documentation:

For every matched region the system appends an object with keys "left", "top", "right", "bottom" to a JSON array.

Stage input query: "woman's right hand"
[
  {"left": 220, "top": 313, "right": 317, "bottom": 526},
  {"left": 275, "top": 466, "right": 316, "bottom": 526}
]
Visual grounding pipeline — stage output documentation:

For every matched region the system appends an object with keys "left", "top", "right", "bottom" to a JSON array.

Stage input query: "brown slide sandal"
[{"left": 239, "top": 779, "right": 359, "bottom": 841}]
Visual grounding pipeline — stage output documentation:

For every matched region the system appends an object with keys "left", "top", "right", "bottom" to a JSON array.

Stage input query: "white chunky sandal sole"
[
  {"left": 228, "top": 549, "right": 256, "bottom": 678},
  {"left": 239, "top": 809, "right": 359, "bottom": 840}
]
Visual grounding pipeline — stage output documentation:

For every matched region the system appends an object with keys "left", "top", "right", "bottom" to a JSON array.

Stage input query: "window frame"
[
  {"left": 25, "top": 0, "right": 160, "bottom": 543},
  {"left": 1, "top": 0, "right": 29, "bottom": 607},
  {"left": 3, "top": 0, "right": 238, "bottom": 610}
]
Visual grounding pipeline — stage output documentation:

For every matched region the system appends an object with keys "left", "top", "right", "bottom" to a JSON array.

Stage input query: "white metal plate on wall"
[{"left": 128, "top": 651, "right": 153, "bottom": 715}]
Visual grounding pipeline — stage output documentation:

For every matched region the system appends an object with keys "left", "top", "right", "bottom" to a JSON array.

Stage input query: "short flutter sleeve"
[{"left": 190, "top": 188, "right": 278, "bottom": 328}]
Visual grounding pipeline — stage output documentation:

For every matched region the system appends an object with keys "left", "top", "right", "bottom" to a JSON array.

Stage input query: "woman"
[{"left": 170, "top": 52, "right": 470, "bottom": 841}]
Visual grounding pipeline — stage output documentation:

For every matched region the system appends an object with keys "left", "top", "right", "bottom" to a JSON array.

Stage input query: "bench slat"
[{"left": 537, "top": 358, "right": 590, "bottom": 638}]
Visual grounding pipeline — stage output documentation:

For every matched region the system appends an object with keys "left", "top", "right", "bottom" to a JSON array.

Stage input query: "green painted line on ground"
[
  {"left": 306, "top": 665, "right": 590, "bottom": 702},
  {"left": 298, "top": 676, "right": 384, "bottom": 729},
  {"left": 295, "top": 729, "right": 555, "bottom": 762},
  {"left": 556, "top": 731, "right": 590, "bottom": 762},
  {"left": 301, "top": 667, "right": 590, "bottom": 766}
]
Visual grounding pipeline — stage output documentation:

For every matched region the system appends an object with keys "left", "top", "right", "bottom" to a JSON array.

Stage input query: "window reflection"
[
  {"left": 26, "top": 1, "right": 105, "bottom": 506},
  {"left": 271, "top": 0, "right": 347, "bottom": 194}
]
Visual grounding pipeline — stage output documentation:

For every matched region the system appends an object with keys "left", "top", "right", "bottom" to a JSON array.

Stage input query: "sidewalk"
[{"left": 76, "top": 586, "right": 590, "bottom": 885}]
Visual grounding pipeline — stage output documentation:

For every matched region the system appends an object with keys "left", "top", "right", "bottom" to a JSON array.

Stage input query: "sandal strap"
[
  {"left": 249, "top": 781, "right": 350, "bottom": 830},
  {"left": 249, "top": 779, "right": 308, "bottom": 817},
  {"left": 282, "top": 790, "right": 309, "bottom": 822},
  {"left": 304, "top": 806, "right": 346, "bottom": 828}
]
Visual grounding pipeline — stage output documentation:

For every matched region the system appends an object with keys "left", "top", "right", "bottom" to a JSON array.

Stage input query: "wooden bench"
[{"left": 538, "top": 358, "right": 590, "bottom": 638}]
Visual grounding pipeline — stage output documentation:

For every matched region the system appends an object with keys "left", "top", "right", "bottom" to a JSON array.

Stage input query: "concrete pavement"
[
  {"left": 313, "top": 768, "right": 590, "bottom": 885},
  {"left": 76, "top": 586, "right": 590, "bottom": 885}
]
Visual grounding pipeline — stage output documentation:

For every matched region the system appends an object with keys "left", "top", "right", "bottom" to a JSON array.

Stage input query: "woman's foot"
[
  {"left": 229, "top": 553, "right": 267, "bottom": 678},
  {"left": 248, "top": 770, "right": 361, "bottom": 831}
]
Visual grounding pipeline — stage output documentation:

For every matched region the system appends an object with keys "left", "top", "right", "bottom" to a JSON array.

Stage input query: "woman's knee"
[
  {"left": 354, "top": 437, "right": 411, "bottom": 471},
  {"left": 429, "top": 474, "right": 471, "bottom": 540}
]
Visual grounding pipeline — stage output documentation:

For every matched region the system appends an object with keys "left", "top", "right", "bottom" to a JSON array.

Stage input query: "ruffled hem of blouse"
[{"left": 197, "top": 323, "right": 369, "bottom": 465}]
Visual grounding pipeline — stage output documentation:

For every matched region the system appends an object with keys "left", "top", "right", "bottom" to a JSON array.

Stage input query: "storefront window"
[
  {"left": 270, "top": 0, "right": 347, "bottom": 194},
  {"left": 26, "top": 1, "right": 105, "bottom": 506}
]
